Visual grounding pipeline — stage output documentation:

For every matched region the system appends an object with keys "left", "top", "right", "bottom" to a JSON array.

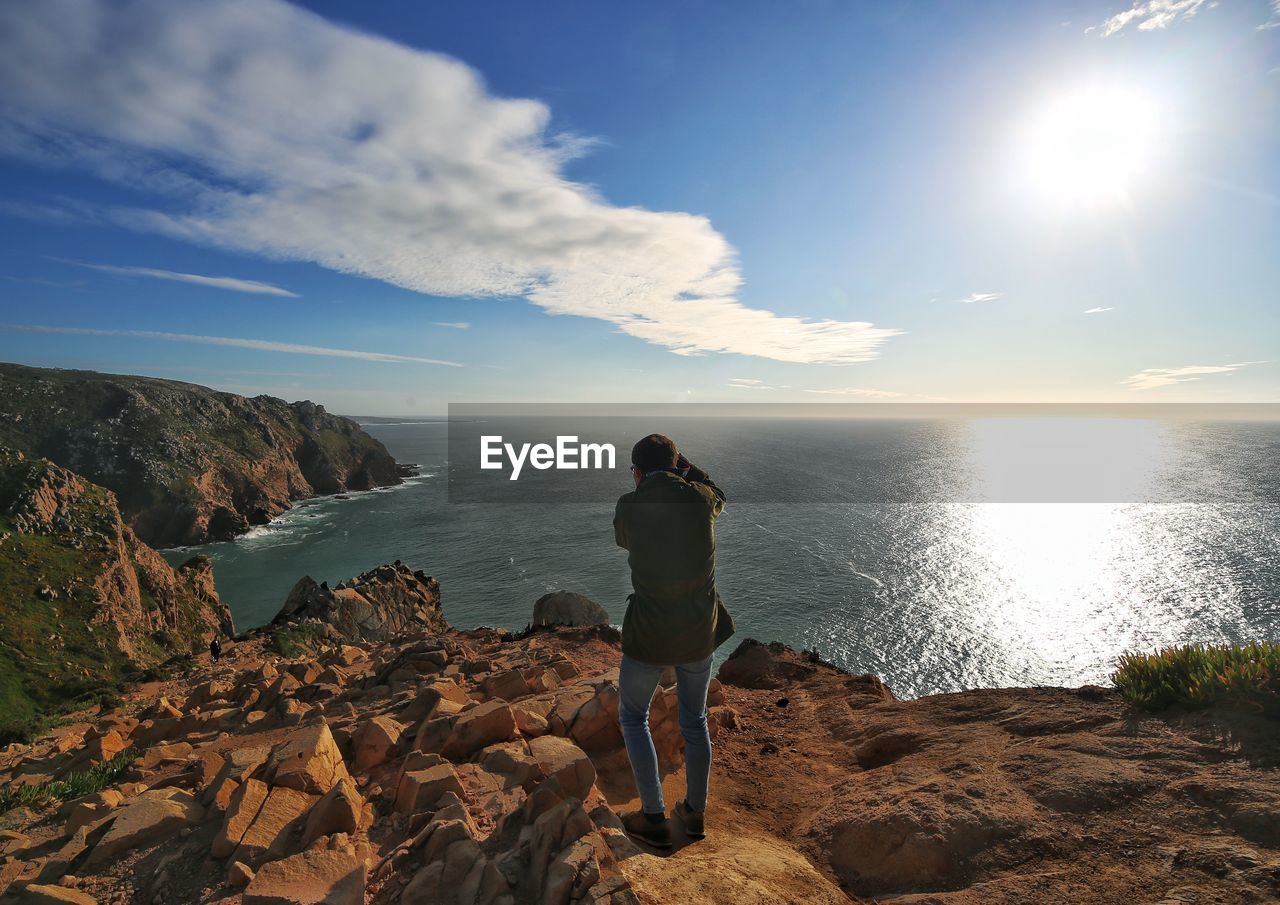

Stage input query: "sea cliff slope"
[
  {"left": 0, "top": 449, "right": 234, "bottom": 742},
  {"left": 0, "top": 363, "right": 404, "bottom": 546}
]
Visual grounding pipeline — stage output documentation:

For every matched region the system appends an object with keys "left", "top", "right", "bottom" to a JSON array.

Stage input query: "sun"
[{"left": 1016, "top": 82, "right": 1165, "bottom": 210}]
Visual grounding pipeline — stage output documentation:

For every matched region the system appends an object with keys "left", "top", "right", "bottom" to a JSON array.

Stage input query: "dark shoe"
[
  {"left": 673, "top": 800, "right": 705, "bottom": 839},
  {"left": 621, "top": 810, "right": 672, "bottom": 849}
]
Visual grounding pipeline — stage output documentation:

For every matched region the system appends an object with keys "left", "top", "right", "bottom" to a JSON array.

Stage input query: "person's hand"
[{"left": 676, "top": 452, "right": 691, "bottom": 476}]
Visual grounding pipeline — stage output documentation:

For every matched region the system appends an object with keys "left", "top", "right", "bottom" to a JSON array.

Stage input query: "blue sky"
[{"left": 0, "top": 0, "right": 1276, "bottom": 413}]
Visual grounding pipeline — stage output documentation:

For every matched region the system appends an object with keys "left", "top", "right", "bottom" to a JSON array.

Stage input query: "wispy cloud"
[
  {"left": 727, "top": 377, "right": 787, "bottom": 390},
  {"left": 1262, "top": 0, "right": 1280, "bottom": 29},
  {"left": 4, "top": 275, "right": 86, "bottom": 289},
  {"left": 0, "top": 324, "right": 462, "bottom": 367},
  {"left": 804, "top": 387, "right": 907, "bottom": 398},
  {"left": 957, "top": 292, "right": 1002, "bottom": 304},
  {"left": 1084, "top": 306, "right": 1115, "bottom": 314},
  {"left": 1123, "top": 361, "right": 1263, "bottom": 390},
  {"left": 55, "top": 259, "right": 299, "bottom": 297},
  {"left": 1095, "top": 0, "right": 1209, "bottom": 36},
  {"left": 0, "top": 0, "right": 900, "bottom": 365},
  {"left": 433, "top": 322, "right": 470, "bottom": 330}
]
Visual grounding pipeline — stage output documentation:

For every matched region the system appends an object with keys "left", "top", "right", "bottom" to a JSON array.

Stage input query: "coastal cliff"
[
  {"left": 0, "top": 363, "right": 405, "bottom": 546},
  {"left": 0, "top": 449, "right": 234, "bottom": 743},
  {"left": 1, "top": 569, "right": 1276, "bottom": 905}
]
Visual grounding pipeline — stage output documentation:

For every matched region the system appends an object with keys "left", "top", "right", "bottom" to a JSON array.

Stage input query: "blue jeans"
[{"left": 617, "top": 653, "right": 713, "bottom": 815}]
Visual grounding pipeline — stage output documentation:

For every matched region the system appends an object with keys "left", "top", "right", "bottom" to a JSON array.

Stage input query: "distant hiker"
[
  {"left": 209, "top": 636, "right": 222, "bottom": 663},
  {"left": 612, "top": 434, "right": 735, "bottom": 849}
]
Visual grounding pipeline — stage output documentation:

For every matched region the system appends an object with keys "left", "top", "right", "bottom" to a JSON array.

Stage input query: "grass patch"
[
  {"left": 269, "top": 622, "right": 326, "bottom": 658},
  {"left": 1113, "top": 642, "right": 1280, "bottom": 714},
  {"left": 0, "top": 749, "right": 136, "bottom": 814}
]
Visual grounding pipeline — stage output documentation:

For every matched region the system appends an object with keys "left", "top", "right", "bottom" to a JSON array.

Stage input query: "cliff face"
[
  {"left": 0, "top": 449, "right": 234, "bottom": 741},
  {"left": 2, "top": 571, "right": 1277, "bottom": 905},
  {"left": 0, "top": 362, "right": 404, "bottom": 546}
]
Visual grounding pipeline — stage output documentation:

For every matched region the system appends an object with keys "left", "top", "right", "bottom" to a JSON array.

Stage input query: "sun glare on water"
[{"left": 1016, "top": 82, "right": 1166, "bottom": 210}]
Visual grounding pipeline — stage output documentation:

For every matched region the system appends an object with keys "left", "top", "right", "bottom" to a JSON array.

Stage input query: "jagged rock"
[
  {"left": 242, "top": 848, "right": 366, "bottom": 905},
  {"left": 273, "top": 564, "right": 445, "bottom": 643},
  {"left": 303, "top": 778, "right": 363, "bottom": 846},
  {"left": 717, "top": 639, "right": 819, "bottom": 690},
  {"left": 228, "top": 860, "right": 255, "bottom": 888},
  {"left": 16, "top": 885, "right": 98, "bottom": 905},
  {"left": 232, "top": 786, "right": 315, "bottom": 866},
  {"left": 483, "top": 668, "right": 532, "bottom": 702},
  {"left": 440, "top": 701, "right": 517, "bottom": 761},
  {"left": 351, "top": 716, "right": 402, "bottom": 770},
  {"left": 266, "top": 721, "right": 349, "bottom": 794},
  {"left": 512, "top": 703, "right": 549, "bottom": 738},
  {"left": 213, "top": 778, "right": 271, "bottom": 859},
  {"left": 84, "top": 791, "right": 203, "bottom": 866},
  {"left": 527, "top": 736, "right": 597, "bottom": 801},
  {"left": 532, "top": 591, "right": 610, "bottom": 628},
  {"left": 396, "top": 764, "right": 465, "bottom": 816}
]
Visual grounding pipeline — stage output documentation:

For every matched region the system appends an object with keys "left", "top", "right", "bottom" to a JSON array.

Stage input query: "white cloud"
[
  {"left": 957, "top": 292, "right": 1002, "bottom": 304},
  {"left": 1097, "top": 0, "right": 1209, "bottom": 36},
  {"left": 1262, "top": 0, "right": 1280, "bottom": 29},
  {"left": 804, "top": 387, "right": 907, "bottom": 398},
  {"left": 0, "top": 323, "right": 462, "bottom": 366},
  {"left": 433, "top": 322, "right": 470, "bottom": 330},
  {"left": 57, "top": 258, "right": 299, "bottom": 297},
  {"left": 727, "top": 377, "right": 787, "bottom": 390},
  {"left": 1084, "top": 306, "right": 1115, "bottom": 314},
  {"left": 1123, "top": 361, "right": 1263, "bottom": 390},
  {"left": 0, "top": 0, "right": 900, "bottom": 365}
]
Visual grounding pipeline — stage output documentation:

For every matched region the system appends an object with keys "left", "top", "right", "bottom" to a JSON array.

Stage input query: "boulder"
[
  {"left": 213, "top": 778, "right": 271, "bottom": 859},
  {"left": 717, "top": 639, "right": 817, "bottom": 690},
  {"left": 242, "top": 848, "right": 366, "bottom": 905},
  {"left": 16, "top": 885, "right": 98, "bottom": 904},
  {"left": 396, "top": 764, "right": 465, "bottom": 816},
  {"left": 303, "top": 778, "right": 363, "bottom": 846},
  {"left": 351, "top": 716, "right": 402, "bottom": 770},
  {"left": 532, "top": 591, "right": 609, "bottom": 628},
  {"left": 84, "top": 792, "right": 203, "bottom": 866},
  {"left": 440, "top": 701, "right": 517, "bottom": 761},
  {"left": 232, "top": 786, "right": 315, "bottom": 866},
  {"left": 266, "top": 721, "right": 350, "bottom": 794},
  {"left": 527, "top": 736, "right": 597, "bottom": 801}
]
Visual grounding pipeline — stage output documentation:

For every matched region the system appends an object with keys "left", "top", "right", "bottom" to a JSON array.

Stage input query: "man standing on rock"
[{"left": 613, "top": 433, "right": 735, "bottom": 848}]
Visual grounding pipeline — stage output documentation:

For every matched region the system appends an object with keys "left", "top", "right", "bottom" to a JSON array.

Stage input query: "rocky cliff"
[
  {"left": 274, "top": 563, "right": 447, "bottom": 643},
  {"left": 0, "top": 449, "right": 234, "bottom": 743},
  {"left": 0, "top": 363, "right": 405, "bottom": 546},
  {"left": 1, "top": 567, "right": 1277, "bottom": 905}
]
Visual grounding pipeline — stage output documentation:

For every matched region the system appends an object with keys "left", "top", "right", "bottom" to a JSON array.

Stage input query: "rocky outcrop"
[
  {"left": 532, "top": 591, "right": 610, "bottom": 628},
  {"left": 272, "top": 563, "right": 445, "bottom": 643},
  {"left": 0, "top": 362, "right": 406, "bottom": 546},
  {"left": 2, "top": 578, "right": 1279, "bottom": 905},
  {"left": 0, "top": 449, "right": 234, "bottom": 741}
]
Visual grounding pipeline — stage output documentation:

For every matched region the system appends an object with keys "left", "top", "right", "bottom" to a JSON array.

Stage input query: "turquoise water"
[{"left": 165, "top": 417, "right": 1280, "bottom": 698}]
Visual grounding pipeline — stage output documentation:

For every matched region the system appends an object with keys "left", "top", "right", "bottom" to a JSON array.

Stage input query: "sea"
[{"left": 163, "top": 411, "right": 1280, "bottom": 699}]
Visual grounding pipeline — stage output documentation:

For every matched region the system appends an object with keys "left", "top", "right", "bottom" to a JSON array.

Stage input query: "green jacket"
[{"left": 613, "top": 463, "right": 735, "bottom": 665}]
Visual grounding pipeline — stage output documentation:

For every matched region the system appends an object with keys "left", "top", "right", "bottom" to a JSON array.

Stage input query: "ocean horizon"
[{"left": 164, "top": 412, "right": 1280, "bottom": 700}]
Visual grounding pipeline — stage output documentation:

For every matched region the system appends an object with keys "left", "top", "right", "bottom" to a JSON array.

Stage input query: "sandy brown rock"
[
  {"left": 266, "top": 721, "right": 349, "bottom": 794},
  {"left": 242, "top": 848, "right": 366, "bottom": 905}
]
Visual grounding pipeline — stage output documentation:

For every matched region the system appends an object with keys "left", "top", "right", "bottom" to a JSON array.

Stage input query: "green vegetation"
[
  {"left": 0, "top": 510, "right": 131, "bottom": 744},
  {"left": 1113, "top": 642, "right": 1280, "bottom": 714},
  {"left": 0, "top": 750, "right": 136, "bottom": 814},
  {"left": 269, "top": 622, "right": 327, "bottom": 658}
]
